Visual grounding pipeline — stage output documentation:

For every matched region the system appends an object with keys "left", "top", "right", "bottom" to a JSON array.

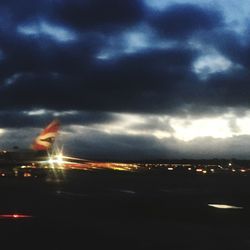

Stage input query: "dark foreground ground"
[{"left": 1, "top": 170, "right": 250, "bottom": 249}]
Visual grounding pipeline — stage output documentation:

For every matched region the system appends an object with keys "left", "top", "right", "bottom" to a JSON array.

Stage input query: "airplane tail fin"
[{"left": 32, "top": 119, "right": 60, "bottom": 151}]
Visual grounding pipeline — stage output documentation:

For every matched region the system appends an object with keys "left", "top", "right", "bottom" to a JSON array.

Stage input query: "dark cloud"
[
  {"left": 0, "top": 47, "right": 197, "bottom": 113},
  {"left": 0, "top": 0, "right": 145, "bottom": 32},
  {"left": 203, "top": 29, "right": 250, "bottom": 69},
  {"left": 0, "top": 111, "right": 49, "bottom": 128},
  {"left": 0, "top": 110, "right": 116, "bottom": 128},
  {"left": 0, "top": 2, "right": 230, "bottom": 116},
  {"left": 0, "top": 0, "right": 249, "bottom": 159},
  {"left": 64, "top": 129, "right": 172, "bottom": 161},
  {"left": 0, "top": 31, "right": 97, "bottom": 79},
  {"left": 198, "top": 70, "right": 250, "bottom": 109},
  {"left": 149, "top": 4, "right": 222, "bottom": 38},
  {"left": 54, "top": 0, "right": 145, "bottom": 31},
  {"left": 0, "top": 40, "right": 248, "bottom": 117},
  {"left": 62, "top": 130, "right": 250, "bottom": 160}
]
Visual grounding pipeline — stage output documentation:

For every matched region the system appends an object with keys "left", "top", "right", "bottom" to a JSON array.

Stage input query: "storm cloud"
[{"left": 0, "top": 0, "right": 250, "bottom": 159}]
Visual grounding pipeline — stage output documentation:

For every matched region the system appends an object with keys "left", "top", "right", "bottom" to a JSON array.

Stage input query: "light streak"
[
  {"left": 0, "top": 214, "right": 33, "bottom": 219},
  {"left": 208, "top": 204, "right": 243, "bottom": 209}
]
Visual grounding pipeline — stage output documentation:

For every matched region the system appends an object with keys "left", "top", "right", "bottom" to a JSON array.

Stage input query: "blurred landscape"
[{"left": 1, "top": 165, "right": 250, "bottom": 249}]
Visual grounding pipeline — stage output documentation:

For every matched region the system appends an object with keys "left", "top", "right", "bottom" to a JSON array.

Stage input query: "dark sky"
[{"left": 0, "top": 0, "right": 250, "bottom": 160}]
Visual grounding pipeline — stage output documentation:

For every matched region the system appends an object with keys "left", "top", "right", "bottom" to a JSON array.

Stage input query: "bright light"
[
  {"left": 208, "top": 204, "right": 243, "bottom": 209},
  {"left": 171, "top": 117, "right": 231, "bottom": 141},
  {"left": 55, "top": 153, "right": 63, "bottom": 165},
  {"left": 48, "top": 157, "right": 54, "bottom": 165},
  {"left": 196, "top": 168, "right": 203, "bottom": 172},
  {"left": 47, "top": 149, "right": 65, "bottom": 168},
  {"left": 24, "top": 172, "right": 31, "bottom": 177}
]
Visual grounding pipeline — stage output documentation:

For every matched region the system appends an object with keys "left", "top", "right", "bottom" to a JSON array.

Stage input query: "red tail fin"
[{"left": 32, "top": 119, "right": 60, "bottom": 151}]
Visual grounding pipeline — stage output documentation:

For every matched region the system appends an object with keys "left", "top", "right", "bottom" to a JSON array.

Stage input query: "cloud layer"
[{"left": 0, "top": 0, "right": 250, "bottom": 159}]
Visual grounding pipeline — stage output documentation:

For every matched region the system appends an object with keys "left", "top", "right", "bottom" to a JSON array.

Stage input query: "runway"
[{"left": 1, "top": 170, "right": 250, "bottom": 249}]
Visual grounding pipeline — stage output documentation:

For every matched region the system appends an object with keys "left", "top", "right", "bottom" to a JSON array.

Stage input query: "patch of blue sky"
[{"left": 144, "top": 0, "right": 250, "bottom": 33}]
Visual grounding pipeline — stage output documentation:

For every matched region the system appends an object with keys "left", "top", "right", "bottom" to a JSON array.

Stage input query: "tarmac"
[{"left": 1, "top": 169, "right": 250, "bottom": 250}]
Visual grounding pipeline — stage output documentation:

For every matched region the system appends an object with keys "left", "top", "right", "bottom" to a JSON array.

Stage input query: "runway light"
[
  {"left": 55, "top": 153, "right": 63, "bottom": 165},
  {"left": 208, "top": 204, "right": 243, "bottom": 209},
  {"left": 24, "top": 172, "right": 31, "bottom": 177},
  {"left": 48, "top": 154, "right": 64, "bottom": 166},
  {"left": 48, "top": 157, "right": 54, "bottom": 165},
  {"left": 0, "top": 214, "right": 33, "bottom": 219}
]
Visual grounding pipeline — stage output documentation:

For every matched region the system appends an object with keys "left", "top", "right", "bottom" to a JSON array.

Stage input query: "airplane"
[
  {"left": 32, "top": 119, "right": 60, "bottom": 152},
  {"left": 0, "top": 119, "right": 138, "bottom": 177},
  {"left": 0, "top": 119, "right": 60, "bottom": 170},
  {"left": 0, "top": 119, "right": 100, "bottom": 174}
]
